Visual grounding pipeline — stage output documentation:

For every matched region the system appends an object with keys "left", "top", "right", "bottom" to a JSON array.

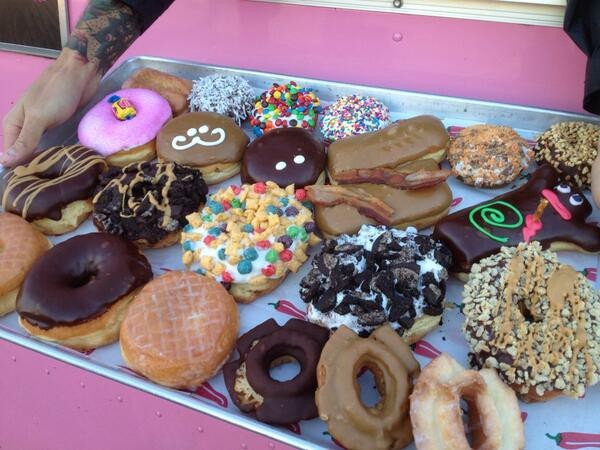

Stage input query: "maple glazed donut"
[
  {"left": 16, "top": 233, "right": 152, "bottom": 350},
  {"left": 463, "top": 242, "right": 600, "bottom": 401},
  {"left": 316, "top": 325, "right": 420, "bottom": 450},
  {"left": 0, "top": 145, "right": 106, "bottom": 235}
]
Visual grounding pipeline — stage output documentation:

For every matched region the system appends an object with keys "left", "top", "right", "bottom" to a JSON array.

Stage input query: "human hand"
[{"left": 1, "top": 49, "right": 100, "bottom": 167}]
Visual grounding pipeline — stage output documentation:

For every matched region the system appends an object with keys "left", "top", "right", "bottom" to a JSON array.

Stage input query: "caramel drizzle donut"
[
  {"left": 1, "top": 146, "right": 106, "bottom": 221},
  {"left": 316, "top": 325, "right": 419, "bottom": 450}
]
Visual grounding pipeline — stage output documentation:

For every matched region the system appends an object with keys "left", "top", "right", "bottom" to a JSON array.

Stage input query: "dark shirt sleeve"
[
  {"left": 564, "top": 0, "right": 600, "bottom": 115},
  {"left": 119, "top": 0, "right": 176, "bottom": 32}
]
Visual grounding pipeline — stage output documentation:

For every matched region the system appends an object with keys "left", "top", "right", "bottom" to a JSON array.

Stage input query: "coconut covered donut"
[{"left": 462, "top": 242, "right": 600, "bottom": 402}]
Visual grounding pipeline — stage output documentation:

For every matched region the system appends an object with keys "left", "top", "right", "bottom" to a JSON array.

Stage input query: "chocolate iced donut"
[
  {"left": 223, "top": 318, "right": 330, "bottom": 425},
  {"left": 241, "top": 128, "right": 326, "bottom": 188},
  {"left": 93, "top": 161, "right": 208, "bottom": 249}
]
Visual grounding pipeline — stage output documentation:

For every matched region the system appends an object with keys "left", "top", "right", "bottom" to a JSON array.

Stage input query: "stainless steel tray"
[{"left": 2, "top": 56, "right": 599, "bottom": 450}]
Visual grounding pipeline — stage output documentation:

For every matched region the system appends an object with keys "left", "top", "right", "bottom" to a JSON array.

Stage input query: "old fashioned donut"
[
  {"left": 448, "top": 124, "right": 532, "bottom": 188},
  {"left": 181, "top": 182, "right": 320, "bottom": 303},
  {"left": 223, "top": 318, "right": 329, "bottom": 424},
  {"left": 316, "top": 325, "right": 420, "bottom": 450},
  {"left": 16, "top": 233, "right": 152, "bottom": 350},
  {"left": 1, "top": 145, "right": 106, "bottom": 235},
  {"left": 93, "top": 161, "right": 208, "bottom": 249},
  {"left": 463, "top": 242, "right": 600, "bottom": 401},
  {"left": 120, "top": 271, "right": 239, "bottom": 389},
  {"left": 0, "top": 213, "right": 50, "bottom": 316},
  {"left": 409, "top": 353, "right": 525, "bottom": 450},
  {"left": 241, "top": 127, "right": 326, "bottom": 188},
  {"left": 300, "top": 224, "right": 453, "bottom": 343}
]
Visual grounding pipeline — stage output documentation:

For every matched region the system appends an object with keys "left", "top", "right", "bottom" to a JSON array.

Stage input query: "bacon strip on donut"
[{"left": 335, "top": 167, "right": 452, "bottom": 190}]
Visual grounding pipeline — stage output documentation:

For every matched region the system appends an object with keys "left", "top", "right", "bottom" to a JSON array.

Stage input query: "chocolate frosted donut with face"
[
  {"left": 241, "top": 128, "right": 326, "bottom": 188},
  {"left": 157, "top": 111, "right": 249, "bottom": 184}
]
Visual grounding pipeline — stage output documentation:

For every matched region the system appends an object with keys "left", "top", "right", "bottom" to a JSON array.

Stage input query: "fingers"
[
  {"left": 1, "top": 103, "right": 24, "bottom": 164},
  {"left": 592, "top": 154, "right": 600, "bottom": 208},
  {"left": 1, "top": 112, "right": 46, "bottom": 167}
]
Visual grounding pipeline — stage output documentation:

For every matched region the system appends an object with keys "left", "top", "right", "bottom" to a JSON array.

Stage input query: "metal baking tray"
[{"left": 1, "top": 56, "right": 600, "bottom": 450}]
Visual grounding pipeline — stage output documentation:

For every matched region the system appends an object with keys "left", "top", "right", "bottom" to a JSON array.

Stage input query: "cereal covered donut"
[
  {"left": 181, "top": 182, "right": 320, "bottom": 303},
  {"left": 463, "top": 242, "right": 600, "bottom": 401},
  {"left": 320, "top": 95, "right": 391, "bottom": 143},
  {"left": 533, "top": 121, "right": 600, "bottom": 188},
  {"left": 250, "top": 81, "right": 322, "bottom": 136},
  {"left": 448, "top": 124, "right": 532, "bottom": 188},
  {"left": 300, "top": 224, "right": 453, "bottom": 343}
]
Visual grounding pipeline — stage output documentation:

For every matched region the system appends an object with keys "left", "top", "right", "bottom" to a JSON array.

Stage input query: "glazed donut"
[
  {"left": 0, "top": 213, "right": 50, "bottom": 316},
  {"left": 316, "top": 325, "right": 420, "bottom": 450},
  {"left": 120, "top": 271, "right": 239, "bottom": 389},
  {"left": 223, "top": 318, "right": 329, "bottom": 424},
  {"left": 93, "top": 161, "right": 208, "bottom": 249},
  {"left": 447, "top": 124, "right": 531, "bottom": 188},
  {"left": 462, "top": 242, "right": 600, "bottom": 401},
  {"left": 300, "top": 224, "right": 453, "bottom": 343},
  {"left": 78, "top": 88, "right": 172, "bottom": 167},
  {"left": 16, "top": 233, "right": 152, "bottom": 350},
  {"left": 181, "top": 182, "right": 320, "bottom": 303},
  {"left": 0, "top": 145, "right": 106, "bottom": 235},
  {"left": 409, "top": 353, "right": 525, "bottom": 450}
]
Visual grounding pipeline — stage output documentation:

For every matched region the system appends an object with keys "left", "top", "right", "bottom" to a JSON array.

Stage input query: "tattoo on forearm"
[{"left": 65, "top": 0, "right": 141, "bottom": 75}]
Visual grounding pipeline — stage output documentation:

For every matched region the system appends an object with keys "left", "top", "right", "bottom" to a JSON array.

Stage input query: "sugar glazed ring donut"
[
  {"left": 93, "top": 161, "right": 208, "bottom": 249},
  {"left": 316, "top": 325, "right": 420, "bottom": 450},
  {"left": 447, "top": 124, "right": 532, "bottom": 188},
  {"left": 16, "top": 233, "right": 152, "bottom": 350},
  {"left": 533, "top": 121, "right": 600, "bottom": 188},
  {"left": 0, "top": 213, "right": 50, "bottom": 316},
  {"left": 409, "top": 353, "right": 525, "bottom": 450},
  {"left": 463, "top": 242, "right": 600, "bottom": 401},
  {"left": 1, "top": 145, "right": 106, "bottom": 235},
  {"left": 181, "top": 182, "right": 320, "bottom": 303},
  {"left": 223, "top": 319, "right": 329, "bottom": 424},
  {"left": 300, "top": 224, "right": 452, "bottom": 342}
]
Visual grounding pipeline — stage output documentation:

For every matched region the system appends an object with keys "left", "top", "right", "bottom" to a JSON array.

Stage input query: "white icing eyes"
[
  {"left": 556, "top": 184, "right": 571, "bottom": 194},
  {"left": 293, "top": 155, "right": 305, "bottom": 164},
  {"left": 569, "top": 194, "right": 584, "bottom": 206},
  {"left": 275, "top": 161, "right": 287, "bottom": 171},
  {"left": 275, "top": 155, "right": 305, "bottom": 171}
]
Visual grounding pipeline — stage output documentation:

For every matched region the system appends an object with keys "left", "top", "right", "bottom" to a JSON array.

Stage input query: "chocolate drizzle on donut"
[
  {"left": 1, "top": 145, "right": 106, "bottom": 221},
  {"left": 93, "top": 162, "right": 207, "bottom": 245}
]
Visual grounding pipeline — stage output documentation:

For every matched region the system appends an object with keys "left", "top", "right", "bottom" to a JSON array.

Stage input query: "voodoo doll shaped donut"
[{"left": 433, "top": 164, "right": 600, "bottom": 277}]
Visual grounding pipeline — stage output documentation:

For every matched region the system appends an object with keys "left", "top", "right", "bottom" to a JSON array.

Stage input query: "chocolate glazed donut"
[
  {"left": 17, "top": 233, "right": 152, "bottom": 329},
  {"left": 223, "top": 319, "right": 330, "bottom": 424}
]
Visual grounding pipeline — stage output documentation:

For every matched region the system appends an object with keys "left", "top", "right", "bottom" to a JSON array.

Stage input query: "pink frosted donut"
[{"left": 78, "top": 88, "right": 172, "bottom": 157}]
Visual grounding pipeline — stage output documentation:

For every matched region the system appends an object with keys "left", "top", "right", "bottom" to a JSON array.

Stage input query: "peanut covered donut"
[{"left": 463, "top": 242, "right": 600, "bottom": 401}]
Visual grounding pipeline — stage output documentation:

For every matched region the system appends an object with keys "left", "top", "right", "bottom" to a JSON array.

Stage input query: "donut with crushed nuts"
[{"left": 462, "top": 241, "right": 600, "bottom": 401}]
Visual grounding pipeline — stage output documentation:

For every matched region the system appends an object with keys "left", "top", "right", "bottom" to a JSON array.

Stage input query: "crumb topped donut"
[
  {"left": 300, "top": 224, "right": 453, "bottom": 342},
  {"left": 534, "top": 121, "right": 600, "bottom": 188},
  {"left": 463, "top": 242, "right": 600, "bottom": 401},
  {"left": 448, "top": 124, "right": 532, "bottom": 187}
]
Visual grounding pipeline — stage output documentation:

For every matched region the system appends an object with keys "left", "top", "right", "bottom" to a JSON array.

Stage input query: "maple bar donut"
[
  {"left": 241, "top": 127, "right": 326, "bottom": 188},
  {"left": 462, "top": 242, "right": 600, "bottom": 402},
  {"left": 223, "top": 318, "right": 329, "bottom": 424},
  {"left": 534, "top": 121, "right": 600, "bottom": 188},
  {"left": 433, "top": 164, "right": 600, "bottom": 278},
  {"left": 447, "top": 124, "right": 532, "bottom": 188},
  {"left": 300, "top": 224, "right": 452, "bottom": 343},
  {"left": 410, "top": 353, "right": 525, "bottom": 450},
  {"left": 16, "top": 233, "right": 152, "bottom": 350},
  {"left": 0, "top": 145, "right": 106, "bottom": 235},
  {"left": 120, "top": 271, "right": 239, "bottom": 389},
  {"left": 316, "top": 325, "right": 420, "bottom": 450},
  {"left": 181, "top": 182, "right": 320, "bottom": 303},
  {"left": 78, "top": 88, "right": 172, "bottom": 167},
  {"left": 0, "top": 213, "right": 51, "bottom": 316},
  {"left": 93, "top": 161, "right": 208, "bottom": 249},
  {"left": 156, "top": 111, "right": 249, "bottom": 184}
]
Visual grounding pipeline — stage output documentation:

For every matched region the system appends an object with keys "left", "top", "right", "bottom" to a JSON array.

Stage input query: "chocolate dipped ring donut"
[
  {"left": 223, "top": 318, "right": 329, "bottom": 424},
  {"left": 316, "top": 325, "right": 420, "bottom": 450}
]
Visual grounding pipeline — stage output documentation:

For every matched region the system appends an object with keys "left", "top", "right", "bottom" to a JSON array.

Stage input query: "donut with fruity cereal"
[{"left": 181, "top": 182, "right": 320, "bottom": 303}]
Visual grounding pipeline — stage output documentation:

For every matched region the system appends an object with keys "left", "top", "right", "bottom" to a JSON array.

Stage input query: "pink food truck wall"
[{"left": 0, "top": 1, "right": 590, "bottom": 449}]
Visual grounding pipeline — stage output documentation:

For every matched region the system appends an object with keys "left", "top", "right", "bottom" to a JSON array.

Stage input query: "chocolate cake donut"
[
  {"left": 93, "top": 161, "right": 208, "bottom": 249},
  {"left": 300, "top": 224, "right": 452, "bottom": 343}
]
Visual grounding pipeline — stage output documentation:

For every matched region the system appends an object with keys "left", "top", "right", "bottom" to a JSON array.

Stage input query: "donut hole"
[
  {"left": 268, "top": 355, "right": 301, "bottom": 382},
  {"left": 459, "top": 392, "right": 488, "bottom": 448},
  {"left": 66, "top": 264, "right": 99, "bottom": 288},
  {"left": 356, "top": 363, "right": 384, "bottom": 409}
]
